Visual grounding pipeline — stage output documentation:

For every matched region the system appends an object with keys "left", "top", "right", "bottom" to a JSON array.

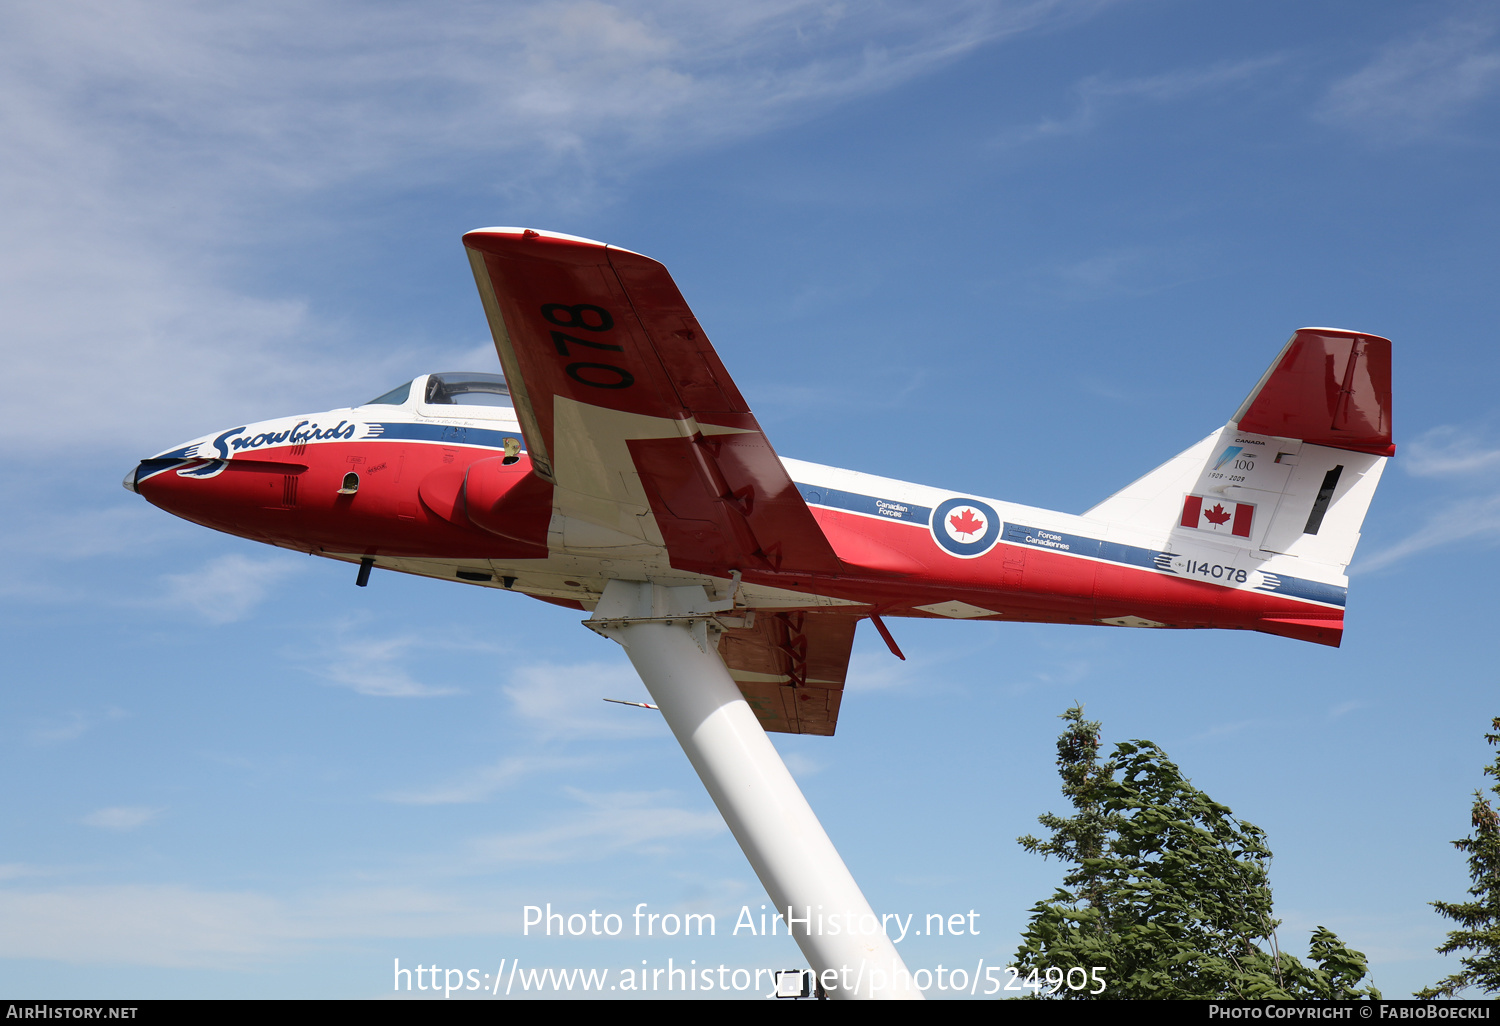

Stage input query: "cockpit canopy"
[{"left": 362, "top": 372, "right": 512, "bottom": 410}]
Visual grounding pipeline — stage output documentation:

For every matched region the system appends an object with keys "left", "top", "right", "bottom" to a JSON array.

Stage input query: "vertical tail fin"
[
  {"left": 1233, "top": 328, "right": 1393, "bottom": 458},
  {"left": 1086, "top": 328, "right": 1392, "bottom": 625}
]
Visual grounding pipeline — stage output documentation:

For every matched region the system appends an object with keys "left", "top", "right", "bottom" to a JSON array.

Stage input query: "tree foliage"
[
  {"left": 1012, "top": 706, "right": 1379, "bottom": 1000},
  {"left": 1418, "top": 717, "right": 1500, "bottom": 999}
]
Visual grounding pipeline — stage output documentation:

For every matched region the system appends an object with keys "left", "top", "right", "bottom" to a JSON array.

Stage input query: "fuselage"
[{"left": 128, "top": 372, "right": 1347, "bottom": 646}]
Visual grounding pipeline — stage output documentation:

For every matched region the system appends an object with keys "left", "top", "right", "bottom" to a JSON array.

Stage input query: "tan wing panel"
[{"left": 718, "top": 611, "right": 859, "bottom": 736}]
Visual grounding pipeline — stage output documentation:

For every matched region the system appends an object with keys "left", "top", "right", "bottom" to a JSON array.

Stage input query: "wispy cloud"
[
  {"left": 1040, "top": 243, "right": 1215, "bottom": 301},
  {"left": 1190, "top": 719, "right": 1262, "bottom": 742},
  {"left": 0, "top": 864, "right": 54, "bottom": 882},
  {"left": 1013, "top": 56, "right": 1282, "bottom": 141},
  {"left": 0, "top": 882, "right": 514, "bottom": 968},
  {"left": 159, "top": 553, "right": 302, "bottom": 624},
  {"left": 1402, "top": 425, "right": 1500, "bottom": 478},
  {"left": 844, "top": 649, "right": 923, "bottom": 693},
  {"left": 1002, "top": 657, "right": 1092, "bottom": 697},
  {"left": 1356, "top": 422, "right": 1500, "bottom": 572},
  {"left": 0, "top": 1, "right": 1100, "bottom": 455},
  {"left": 1081, "top": 377, "right": 1142, "bottom": 405},
  {"left": 80, "top": 806, "right": 162, "bottom": 830},
  {"left": 845, "top": 624, "right": 1019, "bottom": 693},
  {"left": 0, "top": 504, "right": 193, "bottom": 605},
  {"left": 312, "top": 634, "right": 463, "bottom": 697},
  {"left": 1355, "top": 493, "right": 1500, "bottom": 573},
  {"left": 468, "top": 788, "right": 723, "bottom": 864},
  {"left": 777, "top": 750, "right": 824, "bottom": 779},
  {"left": 1, "top": 505, "right": 181, "bottom": 561},
  {"left": 1316, "top": 10, "right": 1500, "bottom": 141},
  {"left": 29, "top": 707, "right": 128, "bottom": 746},
  {"left": 0, "top": 885, "right": 289, "bottom": 967},
  {"left": 503, "top": 661, "right": 668, "bottom": 738},
  {"left": 383, "top": 754, "right": 591, "bottom": 804}
]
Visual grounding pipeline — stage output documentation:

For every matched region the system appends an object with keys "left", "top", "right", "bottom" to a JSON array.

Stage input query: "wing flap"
[
  {"left": 607, "top": 248, "right": 749, "bottom": 414},
  {"left": 718, "top": 611, "right": 858, "bottom": 736}
]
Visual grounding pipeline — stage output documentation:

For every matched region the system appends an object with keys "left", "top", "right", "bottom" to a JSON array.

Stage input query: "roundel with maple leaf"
[{"left": 931, "top": 497, "right": 1002, "bottom": 558}]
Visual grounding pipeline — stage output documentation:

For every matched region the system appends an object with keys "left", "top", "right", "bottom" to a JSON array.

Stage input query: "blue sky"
[{"left": 3, "top": 0, "right": 1500, "bottom": 1000}]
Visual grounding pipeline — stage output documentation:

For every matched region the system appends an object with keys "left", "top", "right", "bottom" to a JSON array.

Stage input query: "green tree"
[
  {"left": 1012, "top": 707, "right": 1379, "bottom": 1000},
  {"left": 1417, "top": 717, "right": 1500, "bottom": 999}
]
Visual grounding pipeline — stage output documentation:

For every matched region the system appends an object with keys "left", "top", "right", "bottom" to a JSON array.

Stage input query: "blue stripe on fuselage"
[
  {"left": 795, "top": 484, "right": 931, "bottom": 525},
  {"left": 799, "top": 483, "right": 1347, "bottom": 608},
  {"left": 364, "top": 422, "right": 516, "bottom": 449},
  {"left": 999, "top": 522, "right": 1166, "bottom": 573},
  {"left": 1255, "top": 575, "right": 1347, "bottom": 607}
]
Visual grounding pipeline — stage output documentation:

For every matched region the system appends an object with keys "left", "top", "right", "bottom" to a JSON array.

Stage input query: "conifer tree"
[
  {"left": 1013, "top": 707, "right": 1379, "bottom": 1000},
  {"left": 1418, "top": 717, "right": 1500, "bottom": 999}
]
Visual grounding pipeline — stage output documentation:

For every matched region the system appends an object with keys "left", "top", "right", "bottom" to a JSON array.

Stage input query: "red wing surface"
[{"left": 464, "top": 229, "right": 841, "bottom": 576}]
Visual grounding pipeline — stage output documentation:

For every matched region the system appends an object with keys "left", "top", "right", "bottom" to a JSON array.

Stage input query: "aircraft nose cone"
[{"left": 122, "top": 464, "right": 140, "bottom": 493}]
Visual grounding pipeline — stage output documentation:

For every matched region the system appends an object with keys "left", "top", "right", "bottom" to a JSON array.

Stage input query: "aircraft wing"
[
  {"left": 717, "top": 610, "right": 858, "bottom": 736},
  {"left": 463, "top": 228, "right": 842, "bottom": 576}
]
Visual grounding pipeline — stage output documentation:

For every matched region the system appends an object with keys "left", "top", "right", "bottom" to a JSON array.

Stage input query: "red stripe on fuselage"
[{"left": 801, "top": 506, "right": 1343, "bottom": 646}]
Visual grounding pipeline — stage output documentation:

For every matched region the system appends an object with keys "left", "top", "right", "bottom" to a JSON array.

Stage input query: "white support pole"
[{"left": 589, "top": 580, "right": 920, "bottom": 1001}]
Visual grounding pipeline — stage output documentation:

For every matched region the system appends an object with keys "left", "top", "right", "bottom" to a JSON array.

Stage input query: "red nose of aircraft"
[
  {"left": 122, "top": 371, "right": 559, "bottom": 573},
  {"left": 126, "top": 450, "right": 314, "bottom": 546},
  {"left": 124, "top": 419, "right": 552, "bottom": 568}
]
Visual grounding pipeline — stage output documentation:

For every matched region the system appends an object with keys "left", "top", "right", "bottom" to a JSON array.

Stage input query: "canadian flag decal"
[{"left": 1180, "top": 495, "right": 1254, "bottom": 538}]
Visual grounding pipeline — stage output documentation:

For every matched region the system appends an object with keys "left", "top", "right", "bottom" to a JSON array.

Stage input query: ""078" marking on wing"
[{"left": 540, "top": 303, "right": 636, "bottom": 390}]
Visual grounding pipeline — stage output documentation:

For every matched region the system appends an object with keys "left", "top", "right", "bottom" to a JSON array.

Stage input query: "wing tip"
[
  {"left": 462, "top": 227, "right": 654, "bottom": 261},
  {"left": 463, "top": 226, "right": 609, "bottom": 248},
  {"left": 1293, "top": 326, "right": 1393, "bottom": 344}
]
